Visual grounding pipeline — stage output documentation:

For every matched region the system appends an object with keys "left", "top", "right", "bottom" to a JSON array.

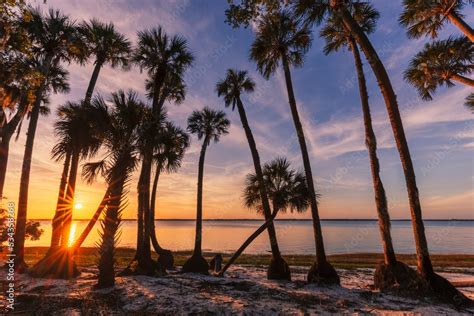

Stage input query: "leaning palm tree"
[
  {"left": 219, "top": 157, "right": 312, "bottom": 276},
  {"left": 78, "top": 19, "right": 131, "bottom": 104},
  {"left": 319, "top": 1, "right": 405, "bottom": 285},
  {"left": 182, "top": 107, "right": 230, "bottom": 274},
  {"left": 323, "top": 0, "right": 469, "bottom": 303},
  {"left": 404, "top": 36, "right": 474, "bottom": 101},
  {"left": 399, "top": 0, "right": 474, "bottom": 42},
  {"left": 130, "top": 26, "right": 193, "bottom": 272},
  {"left": 82, "top": 90, "right": 145, "bottom": 288},
  {"left": 150, "top": 122, "right": 190, "bottom": 269},
  {"left": 250, "top": 10, "right": 339, "bottom": 284},
  {"left": 216, "top": 69, "right": 290, "bottom": 280}
]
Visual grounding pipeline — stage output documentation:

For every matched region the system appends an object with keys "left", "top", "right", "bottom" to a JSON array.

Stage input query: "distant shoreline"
[{"left": 30, "top": 218, "right": 474, "bottom": 222}]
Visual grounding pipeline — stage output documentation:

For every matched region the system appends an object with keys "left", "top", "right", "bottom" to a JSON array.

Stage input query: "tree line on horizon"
[{"left": 0, "top": 0, "right": 472, "bottom": 306}]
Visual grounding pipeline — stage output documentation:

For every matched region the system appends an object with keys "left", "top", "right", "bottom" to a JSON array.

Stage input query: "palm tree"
[
  {"left": 129, "top": 26, "right": 193, "bottom": 273},
  {"left": 150, "top": 122, "right": 190, "bottom": 269},
  {"left": 219, "top": 157, "right": 312, "bottom": 275},
  {"left": 78, "top": 19, "right": 131, "bottom": 104},
  {"left": 182, "top": 107, "right": 230, "bottom": 274},
  {"left": 404, "top": 36, "right": 474, "bottom": 100},
  {"left": 216, "top": 69, "right": 290, "bottom": 280},
  {"left": 323, "top": 0, "right": 469, "bottom": 303},
  {"left": 250, "top": 10, "right": 339, "bottom": 284},
  {"left": 319, "top": 0, "right": 399, "bottom": 271},
  {"left": 399, "top": 0, "right": 474, "bottom": 42},
  {"left": 81, "top": 91, "right": 145, "bottom": 288}
]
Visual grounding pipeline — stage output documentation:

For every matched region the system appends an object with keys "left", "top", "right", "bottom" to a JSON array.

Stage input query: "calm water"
[{"left": 27, "top": 220, "right": 474, "bottom": 255}]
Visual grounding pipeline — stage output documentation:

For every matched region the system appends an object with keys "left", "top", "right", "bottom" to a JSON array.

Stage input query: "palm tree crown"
[
  {"left": 244, "top": 157, "right": 313, "bottom": 214},
  {"left": 320, "top": 1, "right": 379, "bottom": 54},
  {"left": 216, "top": 69, "right": 255, "bottom": 109},
  {"left": 78, "top": 19, "right": 131, "bottom": 69},
  {"left": 187, "top": 107, "right": 230, "bottom": 146},
  {"left": 399, "top": 0, "right": 467, "bottom": 39},
  {"left": 155, "top": 122, "right": 190, "bottom": 173},
  {"left": 404, "top": 36, "right": 474, "bottom": 100},
  {"left": 250, "top": 10, "right": 312, "bottom": 79}
]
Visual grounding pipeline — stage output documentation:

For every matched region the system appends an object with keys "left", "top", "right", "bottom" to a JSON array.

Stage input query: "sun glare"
[
  {"left": 74, "top": 203, "right": 83, "bottom": 210},
  {"left": 68, "top": 222, "right": 77, "bottom": 247}
]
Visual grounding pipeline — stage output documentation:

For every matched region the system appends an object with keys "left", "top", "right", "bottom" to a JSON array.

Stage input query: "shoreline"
[{"left": 18, "top": 247, "right": 474, "bottom": 271}]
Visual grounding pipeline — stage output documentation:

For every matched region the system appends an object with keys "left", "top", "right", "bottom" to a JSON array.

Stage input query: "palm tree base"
[
  {"left": 267, "top": 256, "right": 291, "bottom": 281},
  {"left": 307, "top": 260, "right": 340, "bottom": 285},
  {"left": 156, "top": 249, "right": 174, "bottom": 270},
  {"left": 4, "top": 259, "right": 28, "bottom": 274},
  {"left": 119, "top": 258, "right": 166, "bottom": 277},
  {"left": 29, "top": 247, "right": 80, "bottom": 279},
  {"left": 374, "top": 261, "right": 425, "bottom": 293},
  {"left": 182, "top": 253, "right": 209, "bottom": 274},
  {"left": 426, "top": 271, "right": 472, "bottom": 307}
]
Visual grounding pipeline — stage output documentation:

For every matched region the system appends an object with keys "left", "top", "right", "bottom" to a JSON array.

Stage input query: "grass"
[{"left": 20, "top": 247, "right": 474, "bottom": 271}]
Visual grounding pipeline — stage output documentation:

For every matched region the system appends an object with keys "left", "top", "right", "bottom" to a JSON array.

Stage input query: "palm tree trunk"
[
  {"left": 150, "top": 162, "right": 164, "bottom": 253},
  {"left": 193, "top": 137, "right": 208, "bottom": 256},
  {"left": 84, "top": 61, "right": 103, "bottom": 105},
  {"left": 336, "top": 5, "right": 434, "bottom": 278},
  {"left": 236, "top": 99, "right": 281, "bottom": 258},
  {"left": 451, "top": 74, "right": 474, "bottom": 87},
  {"left": 137, "top": 149, "right": 153, "bottom": 264},
  {"left": 97, "top": 174, "right": 124, "bottom": 288},
  {"left": 50, "top": 150, "right": 71, "bottom": 248},
  {"left": 350, "top": 38, "right": 396, "bottom": 266},
  {"left": 60, "top": 148, "right": 80, "bottom": 247},
  {"left": 447, "top": 11, "right": 474, "bottom": 42},
  {"left": 0, "top": 109, "right": 23, "bottom": 199},
  {"left": 71, "top": 188, "right": 110, "bottom": 252},
  {"left": 13, "top": 87, "right": 44, "bottom": 269},
  {"left": 219, "top": 207, "right": 279, "bottom": 276},
  {"left": 282, "top": 57, "right": 327, "bottom": 265}
]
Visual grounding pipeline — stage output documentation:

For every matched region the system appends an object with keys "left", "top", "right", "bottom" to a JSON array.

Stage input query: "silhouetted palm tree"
[
  {"left": 216, "top": 69, "right": 290, "bottom": 280},
  {"left": 13, "top": 7, "right": 78, "bottom": 270},
  {"left": 131, "top": 26, "right": 193, "bottom": 272},
  {"left": 78, "top": 19, "right": 131, "bottom": 104},
  {"left": 150, "top": 122, "right": 190, "bottom": 269},
  {"left": 399, "top": 0, "right": 474, "bottom": 42},
  {"left": 182, "top": 107, "right": 230, "bottom": 274},
  {"left": 404, "top": 36, "right": 473, "bottom": 100},
  {"left": 320, "top": 1, "right": 398, "bottom": 268},
  {"left": 82, "top": 90, "right": 145, "bottom": 288},
  {"left": 220, "top": 157, "right": 312, "bottom": 276},
  {"left": 250, "top": 10, "right": 339, "bottom": 284},
  {"left": 322, "top": 0, "right": 469, "bottom": 303}
]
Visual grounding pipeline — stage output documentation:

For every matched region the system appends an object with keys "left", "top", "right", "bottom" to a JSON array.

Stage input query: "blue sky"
[{"left": 6, "top": 0, "right": 473, "bottom": 219}]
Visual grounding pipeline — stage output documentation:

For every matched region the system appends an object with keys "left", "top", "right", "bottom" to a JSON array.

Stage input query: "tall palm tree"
[
  {"left": 220, "top": 157, "right": 312, "bottom": 275},
  {"left": 250, "top": 10, "right": 339, "bottom": 284},
  {"left": 399, "top": 0, "right": 474, "bottom": 42},
  {"left": 216, "top": 69, "right": 290, "bottom": 280},
  {"left": 82, "top": 91, "right": 145, "bottom": 288},
  {"left": 130, "top": 26, "right": 193, "bottom": 272},
  {"left": 150, "top": 122, "right": 190, "bottom": 269},
  {"left": 404, "top": 36, "right": 473, "bottom": 100},
  {"left": 319, "top": 0, "right": 399, "bottom": 269},
  {"left": 182, "top": 107, "right": 230, "bottom": 274},
  {"left": 323, "top": 0, "right": 469, "bottom": 303},
  {"left": 78, "top": 19, "right": 131, "bottom": 104}
]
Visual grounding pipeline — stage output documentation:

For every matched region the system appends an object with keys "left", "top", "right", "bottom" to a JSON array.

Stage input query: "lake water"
[{"left": 26, "top": 220, "right": 474, "bottom": 255}]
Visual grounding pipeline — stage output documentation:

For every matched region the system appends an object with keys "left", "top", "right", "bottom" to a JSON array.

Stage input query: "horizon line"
[{"left": 30, "top": 218, "right": 474, "bottom": 221}]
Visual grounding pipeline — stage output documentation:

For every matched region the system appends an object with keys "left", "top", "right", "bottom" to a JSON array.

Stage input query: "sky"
[{"left": 4, "top": 0, "right": 473, "bottom": 220}]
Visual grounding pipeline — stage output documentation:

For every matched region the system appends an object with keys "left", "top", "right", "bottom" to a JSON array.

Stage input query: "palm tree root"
[
  {"left": 119, "top": 258, "right": 166, "bottom": 277},
  {"left": 182, "top": 253, "right": 209, "bottom": 274},
  {"left": 374, "top": 261, "right": 472, "bottom": 306},
  {"left": 267, "top": 256, "right": 291, "bottom": 281},
  {"left": 307, "top": 260, "right": 340, "bottom": 285},
  {"left": 156, "top": 249, "right": 174, "bottom": 270},
  {"left": 29, "top": 247, "right": 80, "bottom": 279}
]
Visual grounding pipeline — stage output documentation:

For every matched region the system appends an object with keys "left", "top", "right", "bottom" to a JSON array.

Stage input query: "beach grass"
[{"left": 21, "top": 247, "right": 474, "bottom": 271}]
